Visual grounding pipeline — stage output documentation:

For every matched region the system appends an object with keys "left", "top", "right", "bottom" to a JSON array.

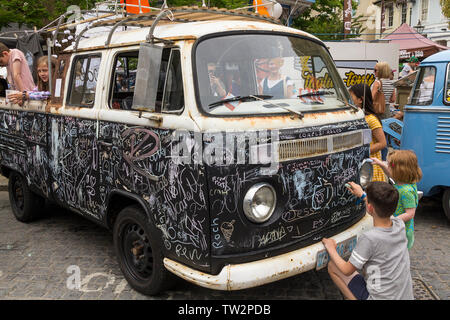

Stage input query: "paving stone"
[{"left": 0, "top": 191, "right": 448, "bottom": 300}]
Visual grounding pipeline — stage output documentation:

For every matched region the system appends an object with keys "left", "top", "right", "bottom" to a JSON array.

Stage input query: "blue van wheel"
[{"left": 443, "top": 189, "right": 450, "bottom": 221}]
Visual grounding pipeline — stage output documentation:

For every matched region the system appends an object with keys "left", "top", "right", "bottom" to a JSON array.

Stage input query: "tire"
[
  {"left": 8, "top": 171, "right": 44, "bottom": 222},
  {"left": 113, "top": 205, "right": 176, "bottom": 295},
  {"left": 443, "top": 188, "right": 450, "bottom": 221}
]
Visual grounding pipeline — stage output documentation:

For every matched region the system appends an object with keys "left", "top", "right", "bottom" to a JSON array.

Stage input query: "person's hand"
[
  {"left": 370, "top": 157, "right": 384, "bottom": 166},
  {"left": 322, "top": 237, "right": 336, "bottom": 252},
  {"left": 346, "top": 181, "right": 364, "bottom": 198},
  {"left": 393, "top": 111, "right": 404, "bottom": 120},
  {"left": 7, "top": 92, "right": 23, "bottom": 105},
  {"left": 210, "top": 75, "right": 221, "bottom": 87}
]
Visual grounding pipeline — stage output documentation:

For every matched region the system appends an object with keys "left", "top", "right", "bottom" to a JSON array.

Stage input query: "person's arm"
[
  {"left": 390, "top": 88, "right": 396, "bottom": 104},
  {"left": 396, "top": 190, "right": 417, "bottom": 223},
  {"left": 286, "top": 84, "right": 294, "bottom": 98},
  {"left": 7, "top": 92, "right": 26, "bottom": 104},
  {"left": 28, "top": 91, "right": 50, "bottom": 100},
  {"left": 322, "top": 238, "right": 357, "bottom": 276},
  {"left": 371, "top": 80, "right": 380, "bottom": 99},
  {"left": 370, "top": 157, "right": 391, "bottom": 178},
  {"left": 211, "top": 75, "right": 227, "bottom": 98},
  {"left": 397, "top": 207, "right": 416, "bottom": 223},
  {"left": 12, "top": 60, "right": 25, "bottom": 92},
  {"left": 370, "top": 127, "right": 387, "bottom": 154}
]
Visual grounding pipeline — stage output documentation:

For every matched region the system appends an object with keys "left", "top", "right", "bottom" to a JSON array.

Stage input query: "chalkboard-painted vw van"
[{"left": 0, "top": 7, "right": 373, "bottom": 295}]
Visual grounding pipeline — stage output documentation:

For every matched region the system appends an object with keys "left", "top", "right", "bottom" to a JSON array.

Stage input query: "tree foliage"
[
  {"left": 0, "top": 0, "right": 250, "bottom": 30},
  {"left": 0, "top": 0, "right": 104, "bottom": 29},
  {"left": 291, "top": 0, "right": 365, "bottom": 41},
  {"left": 441, "top": 0, "right": 450, "bottom": 27}
]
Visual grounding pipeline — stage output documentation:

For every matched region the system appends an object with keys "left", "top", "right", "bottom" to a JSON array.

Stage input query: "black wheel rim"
[
  {"left": 12, "top": 175, "right": 25, "bottom": 212},
  {"left": 120, "top": 220, "right": 154, "bottom": 281}
]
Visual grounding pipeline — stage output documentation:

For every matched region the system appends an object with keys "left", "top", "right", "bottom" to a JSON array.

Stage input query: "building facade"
[
  {"left": 410, "top": 0, "right": 449, "bottom": 47},
  {"left": 355, "top": 0, "right": 449, "bottom": 45}
]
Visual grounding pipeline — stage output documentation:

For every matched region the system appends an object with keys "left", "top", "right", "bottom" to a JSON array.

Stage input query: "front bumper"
[{"left": 163, "top": 213, "right": 373, "bottom": 291}]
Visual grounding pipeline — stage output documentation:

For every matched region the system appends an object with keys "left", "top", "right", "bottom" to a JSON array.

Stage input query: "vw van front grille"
[
  {"left": 333, "top": 131, "right": 363, "bottom": 152},
  {"left": 278, "top": 131, "right": 364, "bottom": 162}
]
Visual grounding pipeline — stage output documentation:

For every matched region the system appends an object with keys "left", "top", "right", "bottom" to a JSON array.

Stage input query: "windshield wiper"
[
  {"left": 209, "top": 95, "right": 272, "bottom": 109},
  {"left": 297, "top": 90, "right": 334, "bottom": 98},
  {"left": 254, "top": 95, "right": 304, "bottom": 119},
  {"left": 335, "top": 97, "right": 359, "bottom": 113}
]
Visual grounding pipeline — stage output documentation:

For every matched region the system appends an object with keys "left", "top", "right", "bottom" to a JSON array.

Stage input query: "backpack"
[{"left": 373, "top": 79, "right": 386, "bottom": 115}]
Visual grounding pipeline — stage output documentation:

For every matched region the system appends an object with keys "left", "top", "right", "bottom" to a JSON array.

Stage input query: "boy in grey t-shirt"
[{"left": 322, "top": 181, "right": 414, "bottom": 300}]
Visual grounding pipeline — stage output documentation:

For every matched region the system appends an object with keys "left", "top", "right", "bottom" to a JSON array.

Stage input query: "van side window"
[
  {"left": 410, "top": 66, "right": 436, "bottom": 106},
  {"left": 68, "top": 55, "right": 101, "bottom": 107},
  {"left": 162, "top": 49, "right": 184, "bottom": 113},
  {"left": 445, "top": 63, "right": 450, "bottom": 105},
  {"left": 110, "top": 51, "right": 138, "bottom": 110},
  {"left": 131, "top": 46, "right": 184, "bottom": 113}
]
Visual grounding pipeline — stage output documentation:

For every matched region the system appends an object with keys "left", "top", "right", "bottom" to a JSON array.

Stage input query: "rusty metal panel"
[{"left": 50, "top": 53, "right": 71, "bottom": 105}]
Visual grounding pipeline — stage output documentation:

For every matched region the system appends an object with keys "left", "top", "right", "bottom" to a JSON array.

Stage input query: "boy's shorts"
[{"left": 348, "top": 274, "right": 369, "bottom": 300}]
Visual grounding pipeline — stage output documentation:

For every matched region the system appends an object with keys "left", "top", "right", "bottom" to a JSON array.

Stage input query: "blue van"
[{"left": 386, "top": 50, "right": 450, "bottom": 220}]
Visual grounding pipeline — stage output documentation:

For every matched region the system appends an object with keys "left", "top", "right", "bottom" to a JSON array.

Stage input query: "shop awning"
[{"left": 383, "top": 23, "right": 448, "bottom": 60}]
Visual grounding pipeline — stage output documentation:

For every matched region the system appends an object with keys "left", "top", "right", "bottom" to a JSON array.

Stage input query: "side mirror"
[
  {"left": 359, "top": 159, "right": 374, "bottom": 190},
  {"left": 132, "top": 43, "right": 164, "bottom": 112}
]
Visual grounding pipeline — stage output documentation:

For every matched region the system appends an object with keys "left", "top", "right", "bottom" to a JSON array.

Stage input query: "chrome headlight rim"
[
  {"left": 243, "top": 182, "right": 277, "bottom": 224},
  {"left": 359, "top": 158, "right": 374, "bottom": 189}
]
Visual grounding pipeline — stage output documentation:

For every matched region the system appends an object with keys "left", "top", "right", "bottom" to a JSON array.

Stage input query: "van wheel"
[
  {"left": 443, "top": 189, "right": 450, "bottom": 221},
  {"left": 8, "top": 171, "right": 44, "bottom": 222},
  {"left": 113, "top": 205, "right": 175, "bottom": 295}
]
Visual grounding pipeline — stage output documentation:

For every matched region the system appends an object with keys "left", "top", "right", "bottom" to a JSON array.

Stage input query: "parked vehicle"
[
  {"left": 0, "top": 7, "right": 374, "bottom": 295},
  {"left": 384, "top": 49, "right": 450, "bottom": 220}
]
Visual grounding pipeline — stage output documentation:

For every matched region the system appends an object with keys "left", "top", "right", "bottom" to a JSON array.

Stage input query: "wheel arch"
[{"left": 105, "top": 190, "right": 154, "bottom": 231}]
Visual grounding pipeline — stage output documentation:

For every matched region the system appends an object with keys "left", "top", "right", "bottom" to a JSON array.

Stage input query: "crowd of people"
[{"left": 0, "top": 42, "right": 53, "bottom": 105}]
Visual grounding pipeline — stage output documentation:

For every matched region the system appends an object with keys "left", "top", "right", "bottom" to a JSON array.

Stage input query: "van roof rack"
[{"left": 72, "top": 6, "right": 281, "bottom": 51}]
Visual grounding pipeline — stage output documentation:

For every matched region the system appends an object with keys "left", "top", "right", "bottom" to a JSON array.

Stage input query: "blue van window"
[
  {"left": 410, "top": 66, "right": 436, "bottom": 106},
  {"left": 445, "top": 63, "right": 450, "bottom": 105}
]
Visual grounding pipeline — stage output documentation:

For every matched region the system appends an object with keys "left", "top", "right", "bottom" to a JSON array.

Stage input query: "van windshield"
[{"left": 195, "top": 33, "right": 350, "bottom": 116}]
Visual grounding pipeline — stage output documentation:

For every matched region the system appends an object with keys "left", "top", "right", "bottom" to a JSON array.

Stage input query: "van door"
[
  {"left": 49, "top": 53, "right": 103, "bottom": 220},
  {"left": 97, "top": 45, "right": 210, "bottom": 272}
]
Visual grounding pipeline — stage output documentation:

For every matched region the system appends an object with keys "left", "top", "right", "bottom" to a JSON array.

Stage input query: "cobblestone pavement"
[{"left": 0, "top": 186, "right": 448, "bottom": 300}]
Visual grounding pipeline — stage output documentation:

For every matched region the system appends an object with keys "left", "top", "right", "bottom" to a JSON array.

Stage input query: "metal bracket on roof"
[{"left": 146, "top": 9, "right": 174, "bottom": 43}]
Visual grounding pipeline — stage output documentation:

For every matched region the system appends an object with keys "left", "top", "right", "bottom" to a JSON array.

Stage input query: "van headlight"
[
  {"left": 243, "top": 183, "right": 277, "bottom": 223},
  {"left": 359, "top": 159, "right": 374, "bottom": 189}
]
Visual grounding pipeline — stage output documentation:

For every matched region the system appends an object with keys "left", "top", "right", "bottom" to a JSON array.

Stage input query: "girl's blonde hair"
[
  {"left": 36, "top": 56, "right": 57, "bottom": 91},
  {"left": 375, "top": 62, "right": 391, "bottom": 79},
  {"left": 388, "top": 150, "right": 423, "bottom": 184}
]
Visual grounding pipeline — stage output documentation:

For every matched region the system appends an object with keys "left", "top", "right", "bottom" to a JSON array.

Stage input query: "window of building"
[
  {"left": 387, "top": 5, "right": 393, "bottom": 27},
  {"left": 421, "top": 0, "right": 429, "bottom": 22},
  {"left": 401, "top": 3, "right": 407, "bottom": 24},
  {"left": 67, "top": 55, "right": 101, "bottom": 107}
]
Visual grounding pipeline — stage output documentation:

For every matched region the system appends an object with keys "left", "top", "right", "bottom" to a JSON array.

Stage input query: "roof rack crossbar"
[{"left": 72, "top": 6, "right": 280, "bottom": 51}]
